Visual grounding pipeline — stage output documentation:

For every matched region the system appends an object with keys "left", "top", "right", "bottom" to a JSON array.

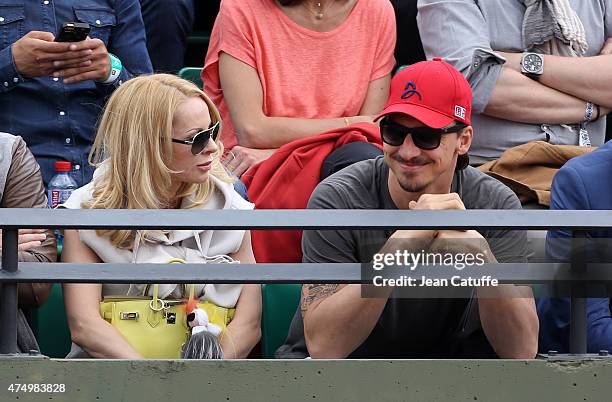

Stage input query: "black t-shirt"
[{"left": 277, "top": 156, "right": 527, "bottom": 358}]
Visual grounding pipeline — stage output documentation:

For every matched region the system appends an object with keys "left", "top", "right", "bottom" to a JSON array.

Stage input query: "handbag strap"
[{"left": 142, "top": 258, "right": 195, "bottom": 307}]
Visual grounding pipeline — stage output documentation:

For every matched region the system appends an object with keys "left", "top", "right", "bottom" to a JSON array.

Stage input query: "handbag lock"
[{"left": 120, "top": 312, "right": 140, "bottom": 320}]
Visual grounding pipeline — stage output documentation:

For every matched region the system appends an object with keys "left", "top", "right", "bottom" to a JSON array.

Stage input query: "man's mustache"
[{"left": 392, "top": 154, "right": 432, "bottom": 165}]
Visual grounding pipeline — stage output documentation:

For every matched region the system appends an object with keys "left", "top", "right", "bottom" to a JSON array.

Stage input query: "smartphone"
[{"left": 55, "top": 22, "right": 90, "bottom": 42}]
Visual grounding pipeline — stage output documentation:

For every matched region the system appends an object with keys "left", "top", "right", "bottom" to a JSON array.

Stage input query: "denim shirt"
[{"left": 0, "top": 0, "right": 153, "bottom": 186}]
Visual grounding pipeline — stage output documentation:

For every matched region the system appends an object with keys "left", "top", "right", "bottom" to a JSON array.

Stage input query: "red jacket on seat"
[{"left": 242, "top": 122, "right": 382, "bottom": 263}]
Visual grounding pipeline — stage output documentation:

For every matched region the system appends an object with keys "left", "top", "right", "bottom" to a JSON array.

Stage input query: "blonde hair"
[{"left": 84, "top": 74, "right": 232, "bottom": 249}]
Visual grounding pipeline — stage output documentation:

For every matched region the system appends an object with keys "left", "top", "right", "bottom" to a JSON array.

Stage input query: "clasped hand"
[
  {"left": 390, "top": 193, "right": 493, "bottom": 260},
  {"left": 12, "top": 31, "right": 111, "bottom": 84}
]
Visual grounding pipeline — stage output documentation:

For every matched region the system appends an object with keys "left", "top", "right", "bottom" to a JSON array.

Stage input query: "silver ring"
[{"left": 149, "top": 299, "right": 165, "bottom": 312}]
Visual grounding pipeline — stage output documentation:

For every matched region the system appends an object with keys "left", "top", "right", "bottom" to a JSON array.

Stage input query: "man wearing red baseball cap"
[
  {"left": 277, "top": 59, "right": 538, "bottom": 359},
  {"left": 374, "top": 57, "right": 473, "bottom": 197}
]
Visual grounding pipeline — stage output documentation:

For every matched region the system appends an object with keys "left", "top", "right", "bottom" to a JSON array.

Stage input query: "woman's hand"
[
  {"left": 0, "top": 229, "right": 47, "bottom": 251},
  {"left": 222, "top": 146, "right": 276, "bottom": 177}
]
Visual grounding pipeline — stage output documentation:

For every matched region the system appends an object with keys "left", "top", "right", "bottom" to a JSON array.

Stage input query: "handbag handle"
[
  {"left": 143, "top": 258, "right": 195, "bottom": 310},
  {"left": 149, "top": 284, "right": 197, "bottom": 312}
]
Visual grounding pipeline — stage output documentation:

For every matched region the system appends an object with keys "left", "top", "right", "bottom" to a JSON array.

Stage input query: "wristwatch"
[{"left": 520, "top": 52, "right": 544, "bottom": 80}]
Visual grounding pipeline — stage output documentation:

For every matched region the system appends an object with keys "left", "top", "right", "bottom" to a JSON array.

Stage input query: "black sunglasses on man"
[{"left": 380, "top": 117, "right": 467, "bottom": 150}]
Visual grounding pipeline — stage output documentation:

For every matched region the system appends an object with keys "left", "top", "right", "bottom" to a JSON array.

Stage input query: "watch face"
[{"left": 523, "top": 54, "right": 543, "bottom": 74}]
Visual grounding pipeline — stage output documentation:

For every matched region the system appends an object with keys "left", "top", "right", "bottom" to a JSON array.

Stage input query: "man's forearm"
[
  {"left": 485, "top": 68, "right": 587, "bottom": 124},
  {"left": 538, "top": 54, "right": 612, "bottom": 109},
  {"left": 304, "top": 284, "right": 389, "bottom": 358},
  {"left": 477, "top": 285, "right": 539, "bottom": 358},
  {"left": 499, "top": 52, "right": 612, "bottom": 110}
]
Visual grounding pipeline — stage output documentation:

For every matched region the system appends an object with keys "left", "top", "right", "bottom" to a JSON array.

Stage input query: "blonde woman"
[{"left": 62, "top": 74, "right": 261, "bottom": 359}]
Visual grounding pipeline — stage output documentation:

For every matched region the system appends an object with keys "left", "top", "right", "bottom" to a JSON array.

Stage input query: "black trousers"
[{"left": 320, "top": 141, "right": 383, "bottom": 180}]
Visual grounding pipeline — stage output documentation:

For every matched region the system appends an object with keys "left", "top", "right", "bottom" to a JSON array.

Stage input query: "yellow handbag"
[{"left": 99, "top": 259, "right": 235, "bottom": 359}]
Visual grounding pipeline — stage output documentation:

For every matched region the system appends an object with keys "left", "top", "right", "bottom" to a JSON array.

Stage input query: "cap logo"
[
  {"left": 401, "top": 81, "right": 422, "bottom": 101},
  {"left": 454, "top": 105, "right": 466, "bottom": 120}
]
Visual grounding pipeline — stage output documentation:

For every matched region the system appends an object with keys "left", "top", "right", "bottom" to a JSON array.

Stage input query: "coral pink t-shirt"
[{"left": 203, "top": 0, "right": 396, "bottom": 150}]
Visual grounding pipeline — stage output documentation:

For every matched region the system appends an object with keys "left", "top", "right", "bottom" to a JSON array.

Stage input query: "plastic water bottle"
[
  {"left": 48, "top": 161, "right": 78, "bottom": 208},
  {"left": 48, "top": 161, "right": 78, "bottom": 247}
]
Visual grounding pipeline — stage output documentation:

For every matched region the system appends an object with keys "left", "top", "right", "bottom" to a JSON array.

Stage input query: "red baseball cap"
[{"left": 375, "top": 57, "right": 472, "bottom": 128}]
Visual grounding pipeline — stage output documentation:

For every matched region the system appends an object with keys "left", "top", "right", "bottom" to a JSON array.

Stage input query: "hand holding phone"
[
  {"left": 52, "top": 36, "right": 112, "bottom": 84},
  {"left": 11, "top": 31, "right": 92, "bottom": 78},
  {"left": 50, "top": 21, "right": 113, "bottom": 84},
  {"left": 55, "top": 22, "right": 90, "bottom": 42}
]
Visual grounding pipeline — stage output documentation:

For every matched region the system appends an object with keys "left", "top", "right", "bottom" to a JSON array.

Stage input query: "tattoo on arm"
[{"left": 301, "top": 284, "right": 340, "bottom": 317}]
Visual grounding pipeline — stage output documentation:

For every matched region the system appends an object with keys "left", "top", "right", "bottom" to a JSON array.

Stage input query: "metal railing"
[{"left": 1, "top": 208, "right": 611, "bottom": 356}]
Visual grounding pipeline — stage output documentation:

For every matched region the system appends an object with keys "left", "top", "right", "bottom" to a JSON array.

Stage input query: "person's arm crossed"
[{"left": 417, "top": 0, "right": 606, "bottom": 126}]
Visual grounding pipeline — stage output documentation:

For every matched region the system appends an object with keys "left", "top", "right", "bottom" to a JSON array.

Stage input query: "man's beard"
[
  {"left": 396, "top": 174, "right": 429, "bottom": 193},
  {"left": 391, "top": 154, "right": 433, "bottom": 193}
]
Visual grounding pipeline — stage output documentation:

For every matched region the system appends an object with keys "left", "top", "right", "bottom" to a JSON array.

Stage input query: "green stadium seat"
[
  {"left": 31, "top": 284, "right": 71, "bottom": 358},
  {"left": 178, "top": 67, "right": 204, "bottom": 89},
  {"left": 261, "top": 284, "right": 302, "bottom": 358}
]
